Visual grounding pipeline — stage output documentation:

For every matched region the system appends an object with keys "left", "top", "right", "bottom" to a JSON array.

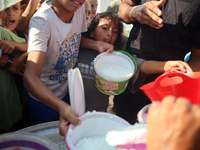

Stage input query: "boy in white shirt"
[{"left": 24, "top": 0, "right": 114, "bottom": 136}]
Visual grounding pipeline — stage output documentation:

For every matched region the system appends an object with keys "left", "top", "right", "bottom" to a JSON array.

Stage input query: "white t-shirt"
[{"left": 28, "top": 0, "right": 87, "bottom": 99}]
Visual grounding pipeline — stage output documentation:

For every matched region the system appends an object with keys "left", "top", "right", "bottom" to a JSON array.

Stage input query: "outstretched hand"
[
  {"left": 164, "top": 60, "right": 193, "bottom": 73},
  {"left": 131, "top": 0, "right": 166, "bottom": 29}
]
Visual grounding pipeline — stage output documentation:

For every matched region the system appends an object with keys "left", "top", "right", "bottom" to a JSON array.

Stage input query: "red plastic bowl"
[{"left": 140, "top": 69, "right": 200, "bottom": 105}]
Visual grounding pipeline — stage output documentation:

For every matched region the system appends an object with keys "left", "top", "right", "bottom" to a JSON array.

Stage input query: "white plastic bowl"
[{"left": 65, "top": 111, "right": 131, "bottom": 150}]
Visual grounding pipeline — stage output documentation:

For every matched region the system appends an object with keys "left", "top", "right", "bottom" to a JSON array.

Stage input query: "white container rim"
[
  {"left": 94, "top": 52, "right": 136, "bottom": 82},
  {"left": 65, "top": 111, "right": 131, "bottom": 150}
]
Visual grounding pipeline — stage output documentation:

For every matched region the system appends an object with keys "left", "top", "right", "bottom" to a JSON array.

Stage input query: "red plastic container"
[{"left": 140, "top": 69, "right": 200, "bottom": 105}]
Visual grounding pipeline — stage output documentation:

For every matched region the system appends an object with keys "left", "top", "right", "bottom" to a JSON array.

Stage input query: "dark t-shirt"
[
  {"left": 77, "top": 48, "right": 109, "bottom": 112},
  {"left": 114, "top": 0, "right": 200, "bottom": 124},
  {"left": 127, "top": 0, "right": 200, "bottom": 61},
  {"left": 77, "top": 48, "right": 145, "bottom": 111}
]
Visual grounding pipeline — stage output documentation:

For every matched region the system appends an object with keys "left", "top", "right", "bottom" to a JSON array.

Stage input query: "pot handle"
[
  {"left": 114, "top": 50, "right": 138, "bottom": 75},
  {"left": 153, "top": 68, "right": 193, "bottom": 88}
]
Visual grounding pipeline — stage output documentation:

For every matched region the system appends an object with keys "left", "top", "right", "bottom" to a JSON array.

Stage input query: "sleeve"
[
  {"left": 0, "top": 26, "right": 25, "bottom": 43},
  {"left": 79, "top": 4, "right": 87, "bottom": 33},
  {"left": 127, "top": 55, "right": 146, "bottom": 94},
  {"left": 27, "top": 16, "right": 50, "bottom": 53}
]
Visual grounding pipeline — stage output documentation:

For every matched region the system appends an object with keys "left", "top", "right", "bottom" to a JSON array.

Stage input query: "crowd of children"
[
  {"left": 0, "top": 0, "right": 195, "bottom": 137},
  {"left": 0, "top": 0, "right": 28, "bottom": 133},
  {"left": 1, "top": 0, "right": 200, "bottom": 149},
  {"left": 0, "top": 0, "right": 43, "bottom": 133}
]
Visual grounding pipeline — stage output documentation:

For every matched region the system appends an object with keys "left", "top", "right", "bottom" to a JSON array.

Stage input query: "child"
[
  {"left": 77, "top": 11, "right": 123, "bottom": 112},
  {"left": 24, "top": 0, "right": 114, "bottom": 136},
  {"left": 78, "top": 11, "right": 192, "bottom": 115},
  {"left": 0, "top": 1, "right": 27, "bottom": 54},
  {"left": 0, "top": 0, "right": 28, "bottom": 133},
  {"left": 88, "top": 0, "right": 98, "bottom": 19},
  {"left": 85, "top": 0, "right": 91, "bottom": 27},
  {"left": 1, "top": 0, "right": 29, "bottom": 106}
]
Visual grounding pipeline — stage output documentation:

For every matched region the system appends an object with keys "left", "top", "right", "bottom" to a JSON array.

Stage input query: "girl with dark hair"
[
  {"left": 84, "top": 11, "right": 123, "bottom": 50},
  {"left": 77, "top": 11, "right": 124, "bottom": 112}
]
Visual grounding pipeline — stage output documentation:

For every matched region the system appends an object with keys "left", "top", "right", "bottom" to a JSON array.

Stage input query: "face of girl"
[
  {"left": 1, "top": 2, "right": 21, "bottom": 32},
  {"left": 90, "top": 17, "right": 119, "bottom": 45},
  {"left": 89, "top": 0, "right": 97, "bottom": 18}
]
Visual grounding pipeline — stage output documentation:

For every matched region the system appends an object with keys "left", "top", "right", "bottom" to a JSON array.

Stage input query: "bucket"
[
  {"left": 140, "top": 68, "right": 200, "bottom": 105},
  {"left": 65, "top": 111, "right": 130, "bottom": 150},
  {"left": 94, "top": 51, "right": 137, "bottom": 95}
]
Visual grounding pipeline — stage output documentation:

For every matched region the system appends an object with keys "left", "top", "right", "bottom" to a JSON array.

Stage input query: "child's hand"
[
  {"left": 164, "top": 60, "right": 192, "bottom": 72},
  {"left": 0, "top": 40, "right": 15, "bottom": 54},
  {"left": 95, "top": 41, "right": 114, "bottom": 53},
  {"left": 58, "top": 103, "right": 81, "bottom": 136},
  {"left": 8, "top": 52, "right": 27, "bottom": 76}
]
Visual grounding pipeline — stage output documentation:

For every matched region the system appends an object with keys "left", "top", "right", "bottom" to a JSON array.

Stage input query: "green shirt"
[{"left": 0, "top": 26, "right": 25, "bottom": 130}]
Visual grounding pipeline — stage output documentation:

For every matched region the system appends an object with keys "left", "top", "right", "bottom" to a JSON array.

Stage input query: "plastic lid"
[{"left": 68, "top": 67, "right": 85, "bottom": 116}]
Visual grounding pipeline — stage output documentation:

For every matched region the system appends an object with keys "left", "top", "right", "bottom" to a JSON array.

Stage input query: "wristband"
[{"left": 1, "top": 56, "right": 13, "bottom": 69}]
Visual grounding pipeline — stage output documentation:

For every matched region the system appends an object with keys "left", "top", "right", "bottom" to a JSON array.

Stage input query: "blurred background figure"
[
  {"left": 89, "top": 0, "right": 98, "bottom": 19},
  {"left": 17, "top": 0, "right": 41, "bottom": 34},
  {"left": 106, "top": 0, "right": 122, "bottom": 15},
  {"left": 36, "top": 0, "right": 45, "bottom": 10},
  {"left": 20, "top": 0, "right": 28, "bottom": 13},
  {"left": 85, "top": 0, "right": 91, "bottom": 27}
]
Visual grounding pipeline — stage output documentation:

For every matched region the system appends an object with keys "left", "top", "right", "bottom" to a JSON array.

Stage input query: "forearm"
[
  {"left": 24, "top": 72, "right": 67, "bottom": 112},
  {"left": 17, "top": 0, "right": 40, "bottom": 32},
  {"left": 80, "top": 35, "right": 114, "bottom": 53},
  {"left": 80, "top": 36, "right": 99, "bottom": 52},
  {"left": 24, "top": 51, "right": 68, "bottom": 112},
  {"left": 118, "top": 0, "right": 137, "bottom": 24},
  {"left": 12, "top": 41, "right": 27, "bottom": 52},
  {"left": 140, "top": 61, "right": 166, "bottom": 74}
]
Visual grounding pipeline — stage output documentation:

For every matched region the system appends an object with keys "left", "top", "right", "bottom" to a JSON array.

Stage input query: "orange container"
[{"left": 140, "top": 69, "right": 200, "bottom": 105}]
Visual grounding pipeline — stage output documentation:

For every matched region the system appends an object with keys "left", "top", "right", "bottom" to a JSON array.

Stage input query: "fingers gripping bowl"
[{"left": 65, "top": 111, "right": 131, "bottom": 150}]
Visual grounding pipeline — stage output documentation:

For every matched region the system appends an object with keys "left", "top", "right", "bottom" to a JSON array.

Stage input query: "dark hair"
[
  {"left": 84, "top": 11, "right": 123, "bottom": 50},
  {"left": 21, "top": 0, "right": 28, "bottom": 5}
]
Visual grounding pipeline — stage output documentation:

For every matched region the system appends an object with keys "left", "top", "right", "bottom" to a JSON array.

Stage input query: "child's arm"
[
  {"left": 17, "top": 0, "right": 41, "bottom": 33},
  {"left": 0, "top": 53, "right": 27, "bottom": 75},
  {"left": 140, "top": 60, "right": 192, "bottom": 74},
  {"left": 80, "top": 35, "right": 114, "bottom": 53},
  {"left": 0, "top": 40, "right": 27, "bottom": 54},
  {"left": 24, "top": 51, "right": 81, "bottom": 136}
]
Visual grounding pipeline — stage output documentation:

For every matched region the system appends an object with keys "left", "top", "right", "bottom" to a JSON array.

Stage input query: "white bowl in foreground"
[{"left": 65, "top": 111, "right": 130, "bottom": 150}]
